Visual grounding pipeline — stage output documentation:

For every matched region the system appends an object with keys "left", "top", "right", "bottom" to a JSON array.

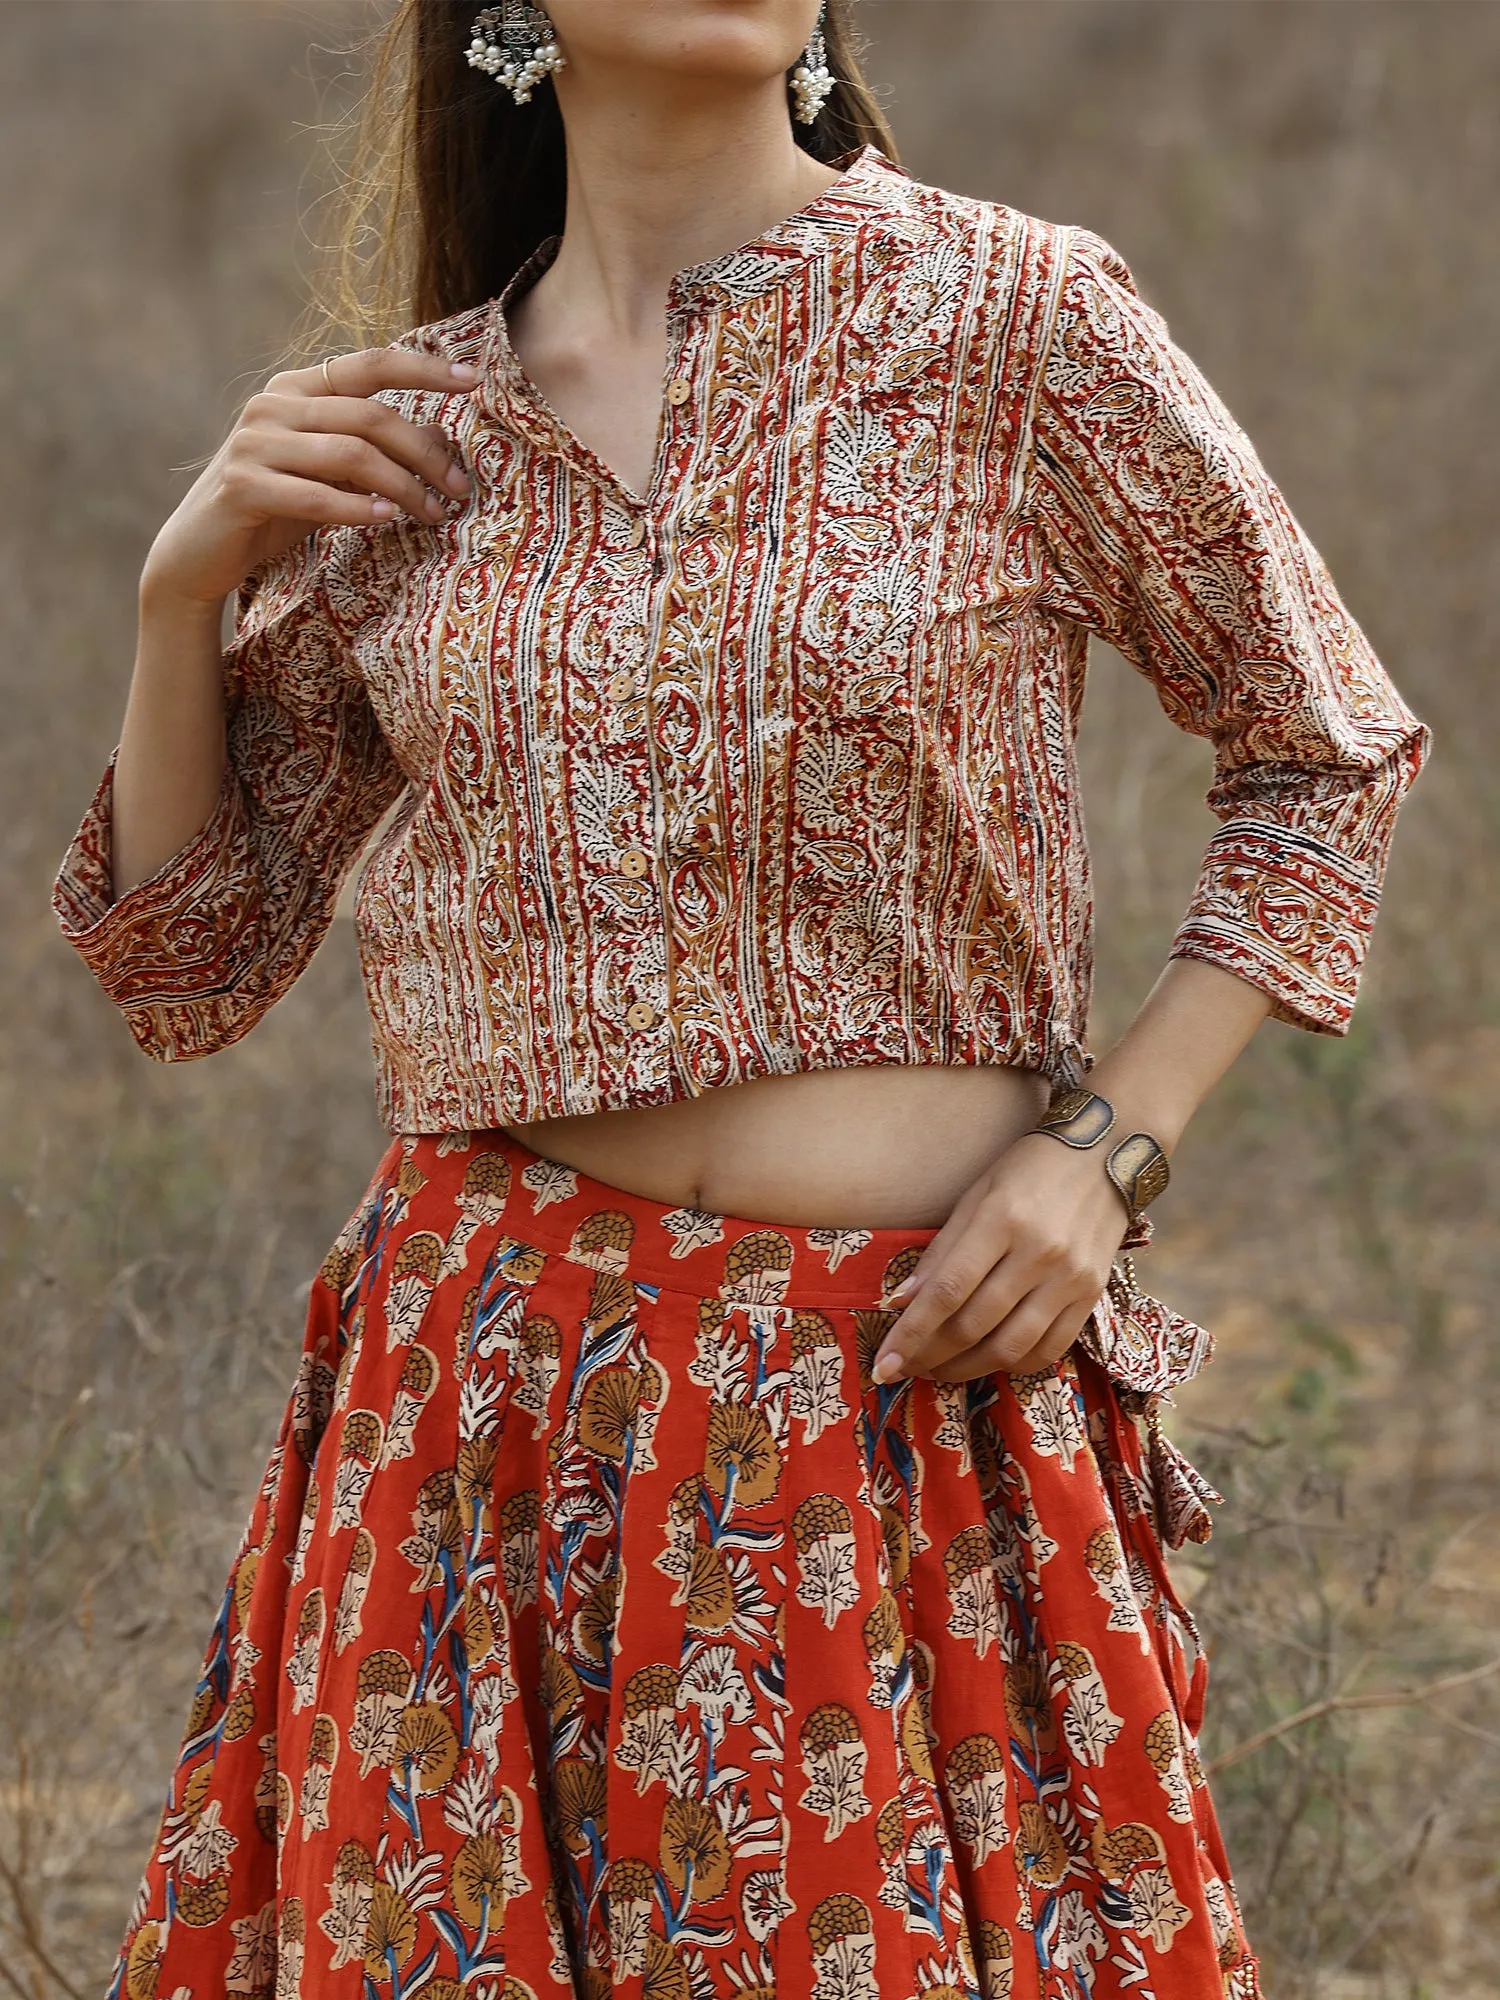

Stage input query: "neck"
[{"left": 541, "top": 77, "right": 845, "bottom": 341}]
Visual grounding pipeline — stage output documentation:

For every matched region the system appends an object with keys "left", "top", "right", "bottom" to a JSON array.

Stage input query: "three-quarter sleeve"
[
  {"left": 51, "top": 526, "right": 408, "bottom": 1060},
  {"left": 1027, "top": 225, "right": 1431, "bottom": 1034}
]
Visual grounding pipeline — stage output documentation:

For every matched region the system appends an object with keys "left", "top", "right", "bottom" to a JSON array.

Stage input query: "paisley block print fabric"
[
  {"left": 54, "top": 144, "right": 1428, "bottom": 1132},
  {"left": 109, "top": 1131, "right": 1263, "bottom": 2000}
]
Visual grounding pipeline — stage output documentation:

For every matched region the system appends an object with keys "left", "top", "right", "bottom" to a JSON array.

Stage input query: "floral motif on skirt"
[{"left": 106, "top": 1130, "right": 1263, "bottom": 2000}]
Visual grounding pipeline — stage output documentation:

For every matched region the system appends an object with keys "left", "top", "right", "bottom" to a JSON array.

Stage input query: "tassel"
[{"left": 1145, "top": 1397, "right": 1224, "bottom": 1549}]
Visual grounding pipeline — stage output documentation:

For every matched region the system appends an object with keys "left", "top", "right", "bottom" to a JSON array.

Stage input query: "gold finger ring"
[{"left": 321, "top": 355, "right": 338, "bottom": 394}]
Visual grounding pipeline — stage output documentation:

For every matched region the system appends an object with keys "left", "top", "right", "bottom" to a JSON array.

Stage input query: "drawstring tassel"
[{"left": 1145, "top": 1394, "right": 1224, "bottom": 1548}]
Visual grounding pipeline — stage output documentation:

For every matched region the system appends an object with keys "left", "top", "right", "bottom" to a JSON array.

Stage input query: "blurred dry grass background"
[{"left": 2, "top": 2, "right": 1496, "bottom": 1996}]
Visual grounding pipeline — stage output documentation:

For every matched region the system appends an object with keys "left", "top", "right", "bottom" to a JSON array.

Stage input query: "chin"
[{"left": 547, "top": 0, "right": 813, "bottom": 86}]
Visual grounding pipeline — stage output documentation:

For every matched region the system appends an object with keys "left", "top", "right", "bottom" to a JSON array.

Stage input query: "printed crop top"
[{"left": 53, "top": 144, "right": 1430, "bottom": 1134}]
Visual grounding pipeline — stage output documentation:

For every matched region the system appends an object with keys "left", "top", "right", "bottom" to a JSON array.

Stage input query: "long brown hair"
[{"left": 288, "top": 1, "right": 898, "bottom": 364}]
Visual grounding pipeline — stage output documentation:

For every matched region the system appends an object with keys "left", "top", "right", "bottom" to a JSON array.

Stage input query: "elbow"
[{"left": 1395, "top": 714, "right": 1434, "bottom": 798}]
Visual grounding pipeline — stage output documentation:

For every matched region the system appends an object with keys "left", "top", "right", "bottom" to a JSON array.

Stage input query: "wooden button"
[
  {"left": 625, "top": 517, "right": 647, "bottom": 547},
  {"left": 666, "top": 377, "right": 692, "bottom": 406},
  {"left": 625, "top": 1000, "right": 656, "bottom": 1030},
  {"left": 608, "top": 671, "right": 636, "bottom": 702},
  {"left": 617, "top": 847, "right": 651, "bottom": 878}
]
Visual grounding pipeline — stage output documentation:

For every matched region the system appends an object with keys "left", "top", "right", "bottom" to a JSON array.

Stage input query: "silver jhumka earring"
[
  {"left": 466, "top": 2, "right": 566, "bottom": 105},
  {"left": 790, "top": 3, "right": 835, "bottom": 125}
]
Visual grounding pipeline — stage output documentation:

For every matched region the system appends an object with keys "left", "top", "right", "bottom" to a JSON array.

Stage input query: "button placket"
[
  {"left": 628, "top": 304, "right": 714, "bottom": 1076},
  {"left": 612, "top": 549, "right": 667, "bottom": 1045}
]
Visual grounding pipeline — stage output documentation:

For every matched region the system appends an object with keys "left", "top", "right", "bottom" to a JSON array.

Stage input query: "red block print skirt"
[{"left": 108, "top": 1130, "right": 1263, "bottom": 2000}]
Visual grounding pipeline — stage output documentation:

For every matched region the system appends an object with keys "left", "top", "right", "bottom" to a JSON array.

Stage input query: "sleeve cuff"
[
  {"left": 50, "top": 750, "right": 268, "bottom": 1059},
  {"left": 1168, "top": 817, "right": 1384, "bottom": 1035}
]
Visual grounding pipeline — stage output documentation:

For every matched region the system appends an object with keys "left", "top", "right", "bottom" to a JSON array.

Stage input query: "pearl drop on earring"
[{"left": 790, "top": 8, "right": 835, "bottom": 125}]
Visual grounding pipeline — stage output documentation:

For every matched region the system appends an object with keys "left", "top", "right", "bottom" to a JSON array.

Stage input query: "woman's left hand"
[{"left": 871, "top": 1132, "right": 1130, "bottom": 1384}]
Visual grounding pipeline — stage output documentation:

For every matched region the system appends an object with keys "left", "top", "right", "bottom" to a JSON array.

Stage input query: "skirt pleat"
[{"left": 105, "top": 1130, "right": 1263, "bottom": 2000}]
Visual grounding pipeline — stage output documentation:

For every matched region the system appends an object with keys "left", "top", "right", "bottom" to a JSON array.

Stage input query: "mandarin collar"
[{"left": 472, "top": 143, "right": 916, "bottom": 429}]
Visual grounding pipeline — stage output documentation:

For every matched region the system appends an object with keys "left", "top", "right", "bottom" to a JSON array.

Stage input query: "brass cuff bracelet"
[
  {"left": 1034, "top": 1088, "right": 1171, "bottom": 1224},
  {"left": 1034, "top": 1086, "right": 1117, "bottom": 1150},
  {"left": 1104, "top": 1131, "right": 1171, "bottom": 1224}
]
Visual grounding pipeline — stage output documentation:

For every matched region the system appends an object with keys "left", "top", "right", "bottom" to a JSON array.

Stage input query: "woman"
[{"left": 54, "top": 3, "right": 1429, "bottom": 1996}]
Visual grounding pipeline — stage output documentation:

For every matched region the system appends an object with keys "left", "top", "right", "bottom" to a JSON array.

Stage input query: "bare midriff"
[{"left": 503, "top": 1061, "right": 1049, "bottom": 1229}]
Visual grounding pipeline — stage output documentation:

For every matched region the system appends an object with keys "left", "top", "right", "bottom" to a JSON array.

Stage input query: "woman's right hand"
[{"left": 140, "top": 347, "right": 482, "bottom": 608}]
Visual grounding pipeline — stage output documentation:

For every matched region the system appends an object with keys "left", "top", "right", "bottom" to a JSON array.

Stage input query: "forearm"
[
  {"left": 873, "top": 957, "right": 1273, "bottom": 1381},
  {"left": 1083, "top": 956, "right": 1274, "bottom": 1155},
  {"left": 111, "top": 577, "right": 230, "bottom": 900}
]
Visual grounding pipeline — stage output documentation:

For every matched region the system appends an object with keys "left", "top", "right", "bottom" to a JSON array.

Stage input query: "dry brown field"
[{"left": 2, "top": 4, "right": 1496, "bottom": 1996}]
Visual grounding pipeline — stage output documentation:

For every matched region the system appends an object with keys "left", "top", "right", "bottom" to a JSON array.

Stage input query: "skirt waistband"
[{"left": 420, "top": 1129, "right": 940, "bottom": 1308}]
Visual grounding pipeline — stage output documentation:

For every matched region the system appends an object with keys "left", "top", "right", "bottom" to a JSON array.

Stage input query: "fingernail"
[
  {"left": 872, "top": 1351, "right": 904, "bottom": 1385},
  {"left": 885, "top": 1273, "right": 918, "bottom": 1303},
  {"left": 443, "top": 464, "right": 471, "bottom": 494},
  {"left": 449, "top": 361, "right": 480, "bottom": 382}
]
